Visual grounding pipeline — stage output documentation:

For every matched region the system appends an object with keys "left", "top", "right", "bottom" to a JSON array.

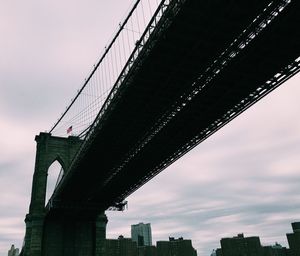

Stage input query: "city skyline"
[
  {"left": 1, "top": 1, "right": 300, "bottom": 256},
  {"left": 212, "top": 222, "right": 300, "bottom": 255}
]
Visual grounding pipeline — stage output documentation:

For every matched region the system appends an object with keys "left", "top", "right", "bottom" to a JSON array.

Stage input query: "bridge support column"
[
  {"left": 95, "top": 213, "right": 108, "bottom": 256},
  {"left": 41, "top": 212, "right": 108, "bottom": 256},
  {"left": 24, "top": 214, "right": 45, "bottom": 256},
  {"left": 23, "top": 213, "right": 45, "bottom": 256},
  {"left": 23, "top": 132, "right": 82, "bottom": 256}
]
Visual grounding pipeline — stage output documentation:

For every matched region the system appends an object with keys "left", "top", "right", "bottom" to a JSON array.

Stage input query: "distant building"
[
  {"left": 138, "top": 245, "right": 157, "bottom": 256},
  {"left": 8, "top": 245, "right": 19, "bottom": 256},
  {"left": 156, "top": 237, "right": 197, "bottom": 256},
  {"left": 262, "top": 242, "right": 288, "bottom": 256},
  {"left": 210, "top": 249, "right": 217, "bottom": 256},
  {"left": 211, "top": 248, "right": 223, "bottom": 256},
  {"left": 286, "top": 222, "right": 300, "bottom": 256},
  {"left": 216, "top": 248, "right": 223, "bottom": 256},
  {"left": 131, "top": 223, "right": 152, "bottom": 246},
  {"left": 103, "top": 235, "right": 138, "bottom": 256},
  {"left": 220, "top": 233, "right": 263, "bottom": 256}
]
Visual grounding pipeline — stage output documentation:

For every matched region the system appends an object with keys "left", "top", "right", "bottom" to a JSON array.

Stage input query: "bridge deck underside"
[{"left": 53, "top": 0, "right": 300, "bottom": 214}]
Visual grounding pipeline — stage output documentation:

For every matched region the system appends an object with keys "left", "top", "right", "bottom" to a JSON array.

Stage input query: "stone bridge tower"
[{"left": 23, "top": 132, "right": 108, "bottom": 256}]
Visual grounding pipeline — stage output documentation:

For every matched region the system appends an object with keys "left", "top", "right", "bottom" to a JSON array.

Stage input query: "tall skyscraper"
[{"left": 131, "top": 222, "right": 152, "bottom": 246}]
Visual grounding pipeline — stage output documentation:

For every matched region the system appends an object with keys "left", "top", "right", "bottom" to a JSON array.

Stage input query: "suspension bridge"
[{"left": 21, "top": 0, "right": 300, "bottom": 255}]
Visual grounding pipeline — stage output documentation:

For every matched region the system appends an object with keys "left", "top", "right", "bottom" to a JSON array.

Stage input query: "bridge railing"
[{"left": 49, "top": 0, "right": 166, "bottom": 138}]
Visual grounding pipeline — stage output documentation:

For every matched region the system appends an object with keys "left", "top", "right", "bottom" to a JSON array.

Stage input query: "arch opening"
[{"left": 45, "top": 160, "right": 64, "bottom": 205}]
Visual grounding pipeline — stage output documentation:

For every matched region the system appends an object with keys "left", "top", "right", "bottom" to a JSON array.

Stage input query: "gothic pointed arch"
[
  {"left": 28, "top": 132, "right": 82, "bottom": 214},
  {"left": 45, "top": 160, "right": 63, "bottom": 205},
  {"left": 47, "top": 154, "right": 66, "bottom": 175}
]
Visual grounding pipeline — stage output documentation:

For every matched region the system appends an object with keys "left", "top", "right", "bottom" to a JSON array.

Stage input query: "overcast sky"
[{"left": 1, "top": 1, "right": 300, "bottom": 256}]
